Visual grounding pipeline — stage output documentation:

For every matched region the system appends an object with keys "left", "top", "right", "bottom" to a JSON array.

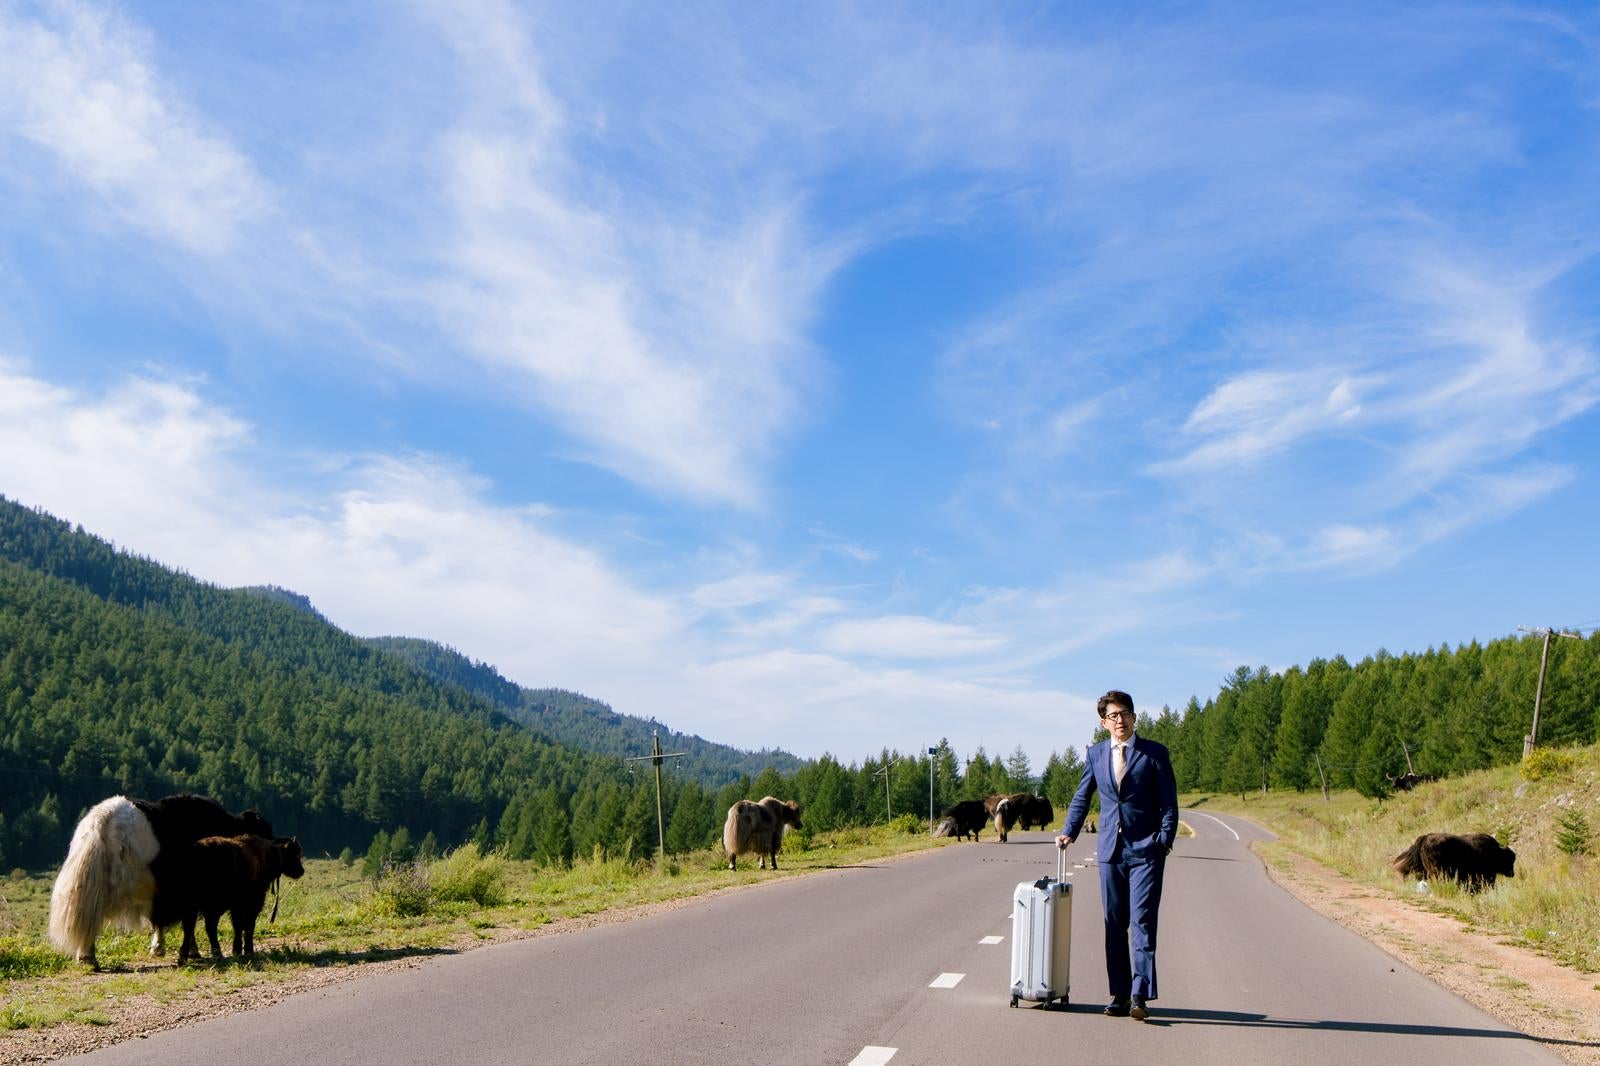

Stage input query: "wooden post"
[
  {"left": 1518, "top": 626, "right": 1584, "bottom": 758},
  {"left": 1531, "top": 628, "right": 1552, "bottom": 751},
  {"left": 1401, "top": 740, "right": 1415, "bottom": 775},
  {"left": 1314, "top": 752, "right": 1330, "bottom": 804},
  {"left": 652, "top": 733, "right": 666, "bottom": 864},
  {"left": 624, "top": 731, "right": 687, "bottom": 869}
]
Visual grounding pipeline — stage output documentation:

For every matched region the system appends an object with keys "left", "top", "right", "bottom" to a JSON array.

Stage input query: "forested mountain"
[
  {"left": 366, "top": 636, "right": 804, "bottom": 785},
  {"left": 0, "top": 497, "right": 1051, "bottom": 871}
]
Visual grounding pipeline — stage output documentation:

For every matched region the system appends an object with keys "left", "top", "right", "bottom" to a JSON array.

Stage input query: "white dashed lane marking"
[
  {"left": 929, "top": 972, "right": 966, "bottom": 989},
  {"left": 979, "top": 935, "right": 1004, "bottom": 945},
  {"left": 849, "top": 1047, "right": 897, "bottom": 1065}
]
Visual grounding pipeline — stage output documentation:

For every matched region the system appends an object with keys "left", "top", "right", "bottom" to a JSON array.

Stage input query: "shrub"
[
  {"left": 362, "top": 829, "right": 391, "bottom": 879},
  {"left": 889, "top": 813, "right": 923, "bottom": 835},
  {"left": 338, "top": 847, "right": 354, "bottom": 867},
  {"left": 430, "top": 845, "right": 507, "bottom": 907},
  {"left": 1556, "top": 808, "right": 1593, "bottom": 857},
  {"left": 782, "top": 826, "right": 813, "bottom": 852},
  {"left": 829, "top": 827, "right": 871, "bottom": 848},
  {"left": 389, "top": 827, "right": 415, "bottom": 865},
  {"left": 371, "top": 859, "right": 433, "bottom": 918},
  {"left": 1520, "top": 748, "right": 1577, "bottom": 782}
]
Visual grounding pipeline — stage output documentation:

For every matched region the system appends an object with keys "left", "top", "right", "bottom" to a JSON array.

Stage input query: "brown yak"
[{"left": 723, "top": 797, "right": 803, "bottom": 870}]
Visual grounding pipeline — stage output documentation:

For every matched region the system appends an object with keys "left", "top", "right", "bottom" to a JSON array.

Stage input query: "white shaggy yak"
[{"left": 48, "top": 797, "right": 159, "bottom": 966}]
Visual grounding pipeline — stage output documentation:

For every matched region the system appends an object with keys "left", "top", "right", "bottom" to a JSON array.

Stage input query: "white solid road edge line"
[
  {"left": 929, "top": 972, "right": 966, "bottom": 988},
  {"left": 979, "top": 935, "right": 1004, "bottom": 945},
  {"left": 850, "top": 1047, "right": 897, "bottom": 1065}
]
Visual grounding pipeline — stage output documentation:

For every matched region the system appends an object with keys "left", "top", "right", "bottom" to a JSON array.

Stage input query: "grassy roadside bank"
[
  {"left": 1, "top": 820, "right": 945, "bottom": 1034},
  {"left": 1183, "top": 743, "right": 1600, "bottom": 977}
]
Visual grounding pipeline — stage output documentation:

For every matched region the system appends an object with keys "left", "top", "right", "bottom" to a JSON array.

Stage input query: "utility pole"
[
  {"left": 1314, "top": 752, "right": 1330, "bottom": 804},
  {"left": 1516, "top": 626, "right": 1584, "bottom": 758},
  {"left": 624, "top": 731, "right": 687, "bottom": 868},
  {"left": 875, "top": 757, "right": 898, "bottom": 821},
  {"left": 1401, "top": 740, "right": 1415, "bottom": 775},
  {"left": 928, "top": 747, "right": 938, "bottom": 835}
]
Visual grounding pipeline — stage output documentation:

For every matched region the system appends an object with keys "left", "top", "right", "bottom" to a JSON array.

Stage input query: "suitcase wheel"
[{"left": 1010, "top": 996, "right": 1018, "bottom": 1008}]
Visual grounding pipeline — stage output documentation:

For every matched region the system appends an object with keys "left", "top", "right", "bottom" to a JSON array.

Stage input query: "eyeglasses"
[{"left": 1101, "top": 710, "right": 1134, "bottom": 720}]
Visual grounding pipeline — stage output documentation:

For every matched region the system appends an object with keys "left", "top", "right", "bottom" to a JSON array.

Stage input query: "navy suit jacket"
[{"left": 1063, "top": 734, "right": 1179, "bottom": 865}]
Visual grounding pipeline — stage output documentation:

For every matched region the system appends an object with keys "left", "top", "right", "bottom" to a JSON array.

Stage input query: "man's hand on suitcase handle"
[{"left": 1055, "top": 834, "right": 1073, "bottom": 848}]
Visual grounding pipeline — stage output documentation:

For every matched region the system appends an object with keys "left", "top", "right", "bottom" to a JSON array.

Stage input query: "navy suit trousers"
[{"left": 1099, "top": 854, "right": 1165, "bottom": 1000}]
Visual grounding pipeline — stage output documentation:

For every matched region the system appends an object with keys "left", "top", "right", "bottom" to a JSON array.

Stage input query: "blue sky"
[{"left": 2, "top": 1, "right": 1598, "bottom": 773}]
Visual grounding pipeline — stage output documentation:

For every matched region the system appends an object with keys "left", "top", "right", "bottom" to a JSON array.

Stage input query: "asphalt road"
[{"left": 74, "top": 810, "right": 1563, "bottom": 1065}]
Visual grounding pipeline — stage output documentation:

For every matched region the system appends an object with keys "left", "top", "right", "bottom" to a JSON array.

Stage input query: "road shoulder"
[
  {"left": 1257, "top": 843, "right": 1600, "bottom": 1066},
  {"left": 0, "top": 844, "right": 947, "bottom": 1065}
]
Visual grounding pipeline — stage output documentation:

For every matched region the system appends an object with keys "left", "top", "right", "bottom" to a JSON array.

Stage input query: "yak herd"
[
  {"left": 48, "top": 793, "right": 302, "bottom": 969},
  {"left": 933, "top": 792, "right": 1055, "bottom": 843},
  {"left": 46, "top": 781, "right": 1518, "bottom": 969}
]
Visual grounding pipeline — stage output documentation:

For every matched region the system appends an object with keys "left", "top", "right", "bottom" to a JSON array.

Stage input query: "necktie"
[{"left": 1113, "top": 743, "right": 1127, "bottom": 787}]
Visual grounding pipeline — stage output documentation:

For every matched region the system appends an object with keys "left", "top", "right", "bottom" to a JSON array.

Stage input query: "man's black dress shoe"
[
  {"left": 1103, "top": 997, "right": 1130, "bottom": 1017},
  {"left": 1129, "top": 995, "right": 1149, "bottom": 1021}
]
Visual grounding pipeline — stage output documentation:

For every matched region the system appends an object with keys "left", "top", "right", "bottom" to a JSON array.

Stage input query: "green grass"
[
  {"left": 1186, "top": 742, "right": 1600, "bottom": 973},
  {"left": 0, "top": 822, "right": 945, "bottom": 1032}
]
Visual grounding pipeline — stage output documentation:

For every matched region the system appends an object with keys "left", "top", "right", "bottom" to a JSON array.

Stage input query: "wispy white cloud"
[
  {"left": 806, "top": 525, "right": 878, "bottom": 564},
  {"left": 415, "top": 0, "right": 841, "bottom": 508},
  {"left": 1157, "top": 369, "right": 1369, "bottom": 474},
  {"left": 690, "top": 572, "right": 793, "bottom": 612},
  {"left": 819, "top": 615, "right": 1007, "bottom": 659},
  {"left": 682, "top": 648, "right": 1079, "bottom": 764},
  {"left": 0, "top": 0, "right": 267, "bottom": 254}
]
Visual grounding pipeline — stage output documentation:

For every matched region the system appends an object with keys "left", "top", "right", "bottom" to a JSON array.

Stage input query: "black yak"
[
  {"left": 153, "top": 834, "right": 305, "bottom": 963},
  {"left": 937, "top": 799, "right": 989, "bottom": 841},
  {"left": 723, "top": 797, "right": 803, "bottom": 870},
  {"left": 1020, "top": 795, "right": 1055, "bottom": 830},
  {"left": 992, "top": 793, "right": 1056, "bottom": 840},
  {"left": 48, "top": 794, "right": 273, "bottom": 967},
  {"left": 1392, "top": 832, "right": 1515, "bottom": 892}
]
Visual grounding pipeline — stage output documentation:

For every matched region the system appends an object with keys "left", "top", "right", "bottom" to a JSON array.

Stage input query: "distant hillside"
[
  {"left": 367, "top": 636, "right": 805, "bottom": 786},
  {"left": 0, "top": 495, "right": 1039, "bottom": 870}
]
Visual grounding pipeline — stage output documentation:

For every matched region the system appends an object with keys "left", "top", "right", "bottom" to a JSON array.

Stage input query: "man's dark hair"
[{"left": 1097, "top": 690, "right": 1135, "bottom": 718}]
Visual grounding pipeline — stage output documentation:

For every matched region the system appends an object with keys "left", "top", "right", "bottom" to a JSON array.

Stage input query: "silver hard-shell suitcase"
[{"left": 1009, "top": 845, "right": 1072, "bottom": 1009}]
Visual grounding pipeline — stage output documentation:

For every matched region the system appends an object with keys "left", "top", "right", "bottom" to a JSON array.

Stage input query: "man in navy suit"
[{"left": 1057, "top": 690, "right": 1179, "bottom": 1021}]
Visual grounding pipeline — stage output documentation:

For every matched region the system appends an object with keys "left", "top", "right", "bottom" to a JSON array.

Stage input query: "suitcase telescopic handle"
[{"left": 1057, "top": 841, "right": 1068, "bottom": 883}]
